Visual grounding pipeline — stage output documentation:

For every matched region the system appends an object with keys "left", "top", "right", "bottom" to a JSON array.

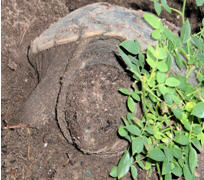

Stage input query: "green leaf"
[
  {"left": 132, "top": 137, "right": 144, "bottom": 155},
  {"left": 157, "top": 48, "right": 167, "bottom": 59},
  {"left": 127, "top": 96, "right": 135, "bottom": 113},
  {"left": 171, "top": 107, "right": 183, "bottom": 120},
  {"left": 196, "top": 0, "right": 204, "bottom": 6},
  {"left": 145, "top": 126, "right": 155, "bottom": 135},
  {"left": 152, "top": 29, "right": 162, "bottom": 40},
  {"left": 118, "top": 48, "right": 139, "bottom": 76},
  {"left": 110, "top": 166, "right": 118, "bottom": 177},
  {"left": 139, "top": 52, "right": 145, "bottom": 67},
  {"left": 168, "top": 40, "right": 174, "bottom": 53},
  {"left": 180, "top": 20, "right": 191, "bottom": 43},
  {"left": 132, "top": 117, "right": 142, "bottom": 127},
  {"left": 202, "top": 87, "right": 204, "bottom": 99},
  {"left": 202, "top": 29, "right": 204, "bottom": 37},
  {"left": 147, "top": 57, "right": 156, "bottom": 68},
  {"left": 147, "top": 45, "right": 157, "bottom": 59},
  {"left": 162, "top": 159, "right": 171, "bottom": 175},
  {"left": 161, "top": 0, "right": 171, "bottom": 13},
  {"left": 166, "top": 55, "right": 172, "bottom": 71},
  {"left": 144, "top": 13, "right": 163, "bottom": 29},
  {"left": 159, "top": 84, "right": 168, "bottom": 95},
  {"left": 197, "top": 71, "right": 204, "bottom": 81},
  {"left": 154, "top": 2, "right": 162, "bottom": 15},
  {"left": 192, "top": 138, "right": 202, "bottom": 152},
  {"left": 154, "top": 131, "right": 163, "bottom": 140},
  {"left": 192, "top": 102, "right": 204, "bottom": 118},
  {"left": 192, "top": 36, "right": 204, "bottom": 51},
  {"left": 127, "top": 113, "right": 136, "bottom": 123},
  {"left": 174, "top": 135, "right": 189, "bottom": 145},
  {"left": 131, "top": 165, "right": 138, "bottom": 180},
  {"left": 117, "top": 150, "right": 133, "bottom": 179},
  {"left": 183, "top": 164, "right": 195, "bottom": 180},
  {"left": 189, "top": 146, "right": 197, "bottom": 173},
  {"left": 175, "top": 75, "right": 189, "bottom": 91},
  {"left": 142, "top": 136, "right": 150, "bottom": 151},
  {"left": 157, "top": 61, "right": 168, "bottom": 72},
  {"left": 148, "top": 147, "right": 165, "bottom": 162},
  {"left": 192, "top": 124, "right": 202, "bottom": 135},
  {"left": 163, "top": 146, "right": 173, "bottom": 161},
  {"left": 118, "top": 47, "right": 132, "bottom": 68},
  {"left": 131, "top": 92, "right": 140, "bottom": 101},
  {"left": 118, "top": 126, "right": 128, "bottom": 137},
  {"left": 175, "top": 54, "right": 183, "bottom": 70},
  {"left": 198, "top": 133, "right": 204, "bottom": 145},
  {"left": 126, "top": 125, "right": 141, "bottom": 136},
  {"left": 144, "top": 161, "right": 151, "bottom": 170},
  {"left": 141, "top": 69, "right": 150, "bottom": 78},
  {"left": 148, "top": 168, "right": 153, "bottom": 178},
  {"left": 185, "top": 102, "right": 196, "bottom": 112},
  {"left": 120, "top": 40, "right": 141, "bottom": 55},
  {"left": 119, "top": 88, "right": 132, "bottom": 95},
  {"left": 156, "top": 72, "right": 166, "bottom": 84},
  {"left": 164, "top": 28, "right": 181, "bottom": 48},
  {"left": 137, "top": 160, "right": 145, "bottom": 169},
  {"left": 183, "top": 119, "right": 192, "bottom": 131},
  {"left": 172, "top": 94, "right": 182, "bottom": 104},
  {"left": 171, "top": 147, "right": 182, "bottom": 159},
  {"left": 148, "top": 80, "right": 156, "bottom": 88},
  {"left": 172, "top": 162, "right": 182, "bottom": 177},
  {"left": 178, "top": 158, "right": 185, "bottom": 168},
  {"left": 184, "top": 144, "right": 190, "bottom": 155},
  {"left": 165, "top": 77, "right": 180, "bottom": 87},
  {"left": 164, "top": 93, "right": 173, "bottom": 105},
  {"left": 121, "top": 117, "right": 129, "bottom": 126},
  {"left": 149, "top": 93, "right": 157, "bottom": 102},
  {"left": 128, "top": 54, "right": 138, "bottom": 65},
  {"left": 165, "top": 173, "right": 172, "bottom": 180}
]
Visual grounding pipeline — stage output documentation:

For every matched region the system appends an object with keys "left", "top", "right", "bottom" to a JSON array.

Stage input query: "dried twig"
[{"left": 2, "top": 124, "right": 29, "bottom": 129}]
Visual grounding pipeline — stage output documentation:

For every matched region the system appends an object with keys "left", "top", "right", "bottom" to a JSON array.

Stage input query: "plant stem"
[
  {"left": 170, "top": 8, "right": 183, "bottom": 20},
  {"left": 144, "top": 86, "right": 162, "bottom": 102},
  {"left": 170, "top": 0, "right": 187, "bottom": 25},
  {"left": 141, "top": 91, "right": 148, "bottom": 114},
  {"left": 156, "top": 163, "right": 162, "bottom": 180},
  {"left": 182, "top": 0, "right": 187, "bottom": 24},
  {"left": 161, "top": 127, "right": 171, "bottom": 133},
  {"left": 186, "top": 65, "right": 196, "bottom": 79},
  {"left": 175, "top": 88, "right": 185, "bottom": 101},
  {"left": 130, "top": 68, "right": 142, "bottom": 79}
]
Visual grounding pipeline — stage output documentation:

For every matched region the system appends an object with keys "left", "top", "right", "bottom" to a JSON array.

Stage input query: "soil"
[{"left": 1, "top": 1, "right": 204, "bottom": 180}]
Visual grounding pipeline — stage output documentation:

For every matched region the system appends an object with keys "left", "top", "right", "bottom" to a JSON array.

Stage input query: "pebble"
[{"left": 8, "top": 60, "right": 17, "bottom": 71}]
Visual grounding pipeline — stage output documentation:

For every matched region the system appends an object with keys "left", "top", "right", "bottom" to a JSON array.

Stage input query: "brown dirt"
[{"left": 1, "top": 0, "right": 204, "bottom": 180}]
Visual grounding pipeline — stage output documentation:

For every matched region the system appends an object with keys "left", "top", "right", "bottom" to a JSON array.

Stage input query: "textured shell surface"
[{"left": 31, "top": 2, "right": 155, "bottom": 54}]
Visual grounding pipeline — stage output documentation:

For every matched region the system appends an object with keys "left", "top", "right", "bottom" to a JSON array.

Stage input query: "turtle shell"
[
  {"left": 24, "top": 2, "right": 156, "bottom": 155},
  {"left": 30, "top": 2, "right": 154, "bottom": 54}
]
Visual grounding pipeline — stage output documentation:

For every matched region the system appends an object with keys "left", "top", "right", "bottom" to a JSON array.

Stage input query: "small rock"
[{"left": 8, "top": 60, "right": 17, "bottom": 71}]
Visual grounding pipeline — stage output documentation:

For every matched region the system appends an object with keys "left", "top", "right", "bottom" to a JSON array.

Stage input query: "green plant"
[{"left": 110, "top": 0, "right": 204, "bottom": 179}]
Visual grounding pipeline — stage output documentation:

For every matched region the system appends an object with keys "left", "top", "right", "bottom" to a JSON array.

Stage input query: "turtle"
[{"left": 22, "top": 2, "right": 178, "bottom": 156}]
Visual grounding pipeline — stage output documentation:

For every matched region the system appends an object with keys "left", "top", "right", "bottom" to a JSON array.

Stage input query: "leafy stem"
[
  {"left": 111, "top": 0, "right": 204, "bottom": 179},
  {"left": 170, "top": 0, "right": 187, "bottom": 25},
  {"left": 142, "top": 83, "right": 162, "bottom": 102}
]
